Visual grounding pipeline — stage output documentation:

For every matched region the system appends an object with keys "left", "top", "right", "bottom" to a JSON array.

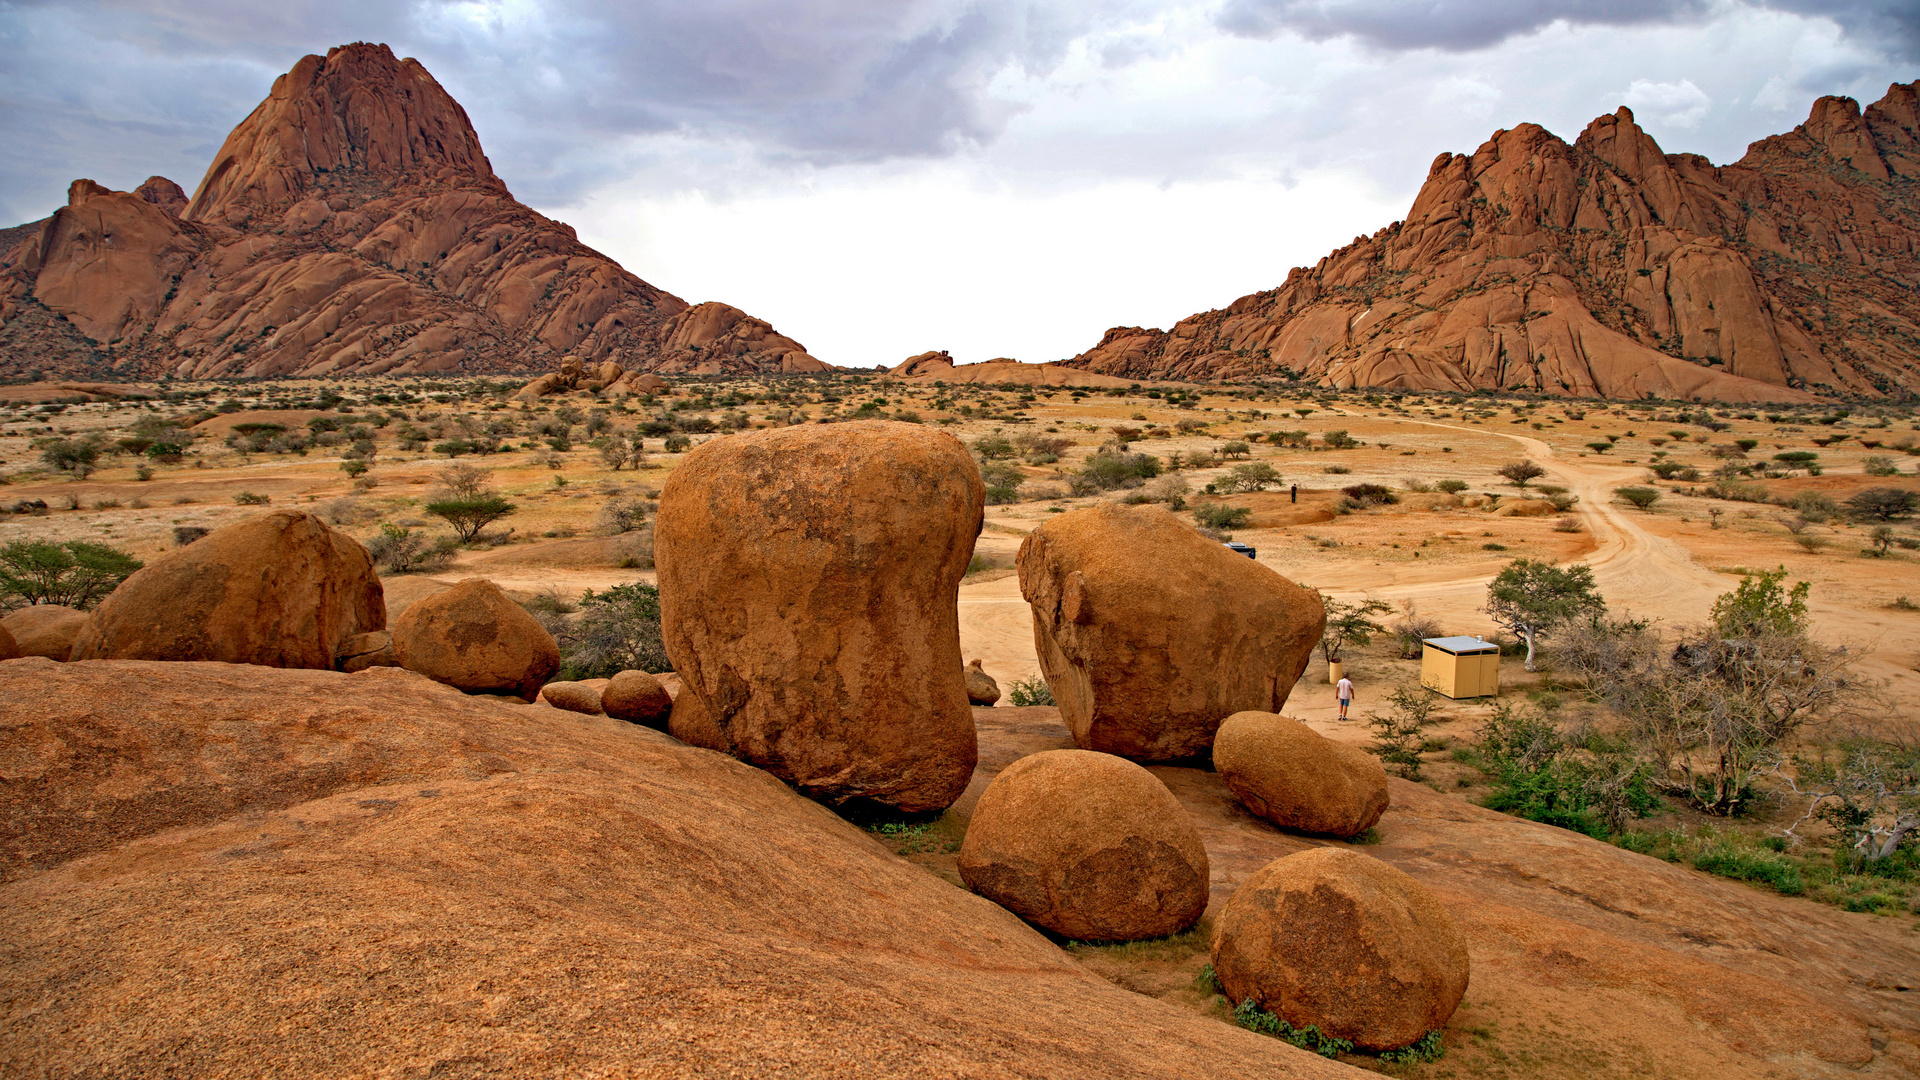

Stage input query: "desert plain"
[{"left": 4, "top": 371, "right": 1919, "bottom": 1077}]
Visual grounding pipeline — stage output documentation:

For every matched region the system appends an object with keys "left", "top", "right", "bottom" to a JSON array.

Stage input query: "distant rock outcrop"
[
  {"left": 0, "top": 43, "right": 817, "bottom": 379},
  {"left": 1064, "top": 83, "right": 1920, "bottom": 400}
]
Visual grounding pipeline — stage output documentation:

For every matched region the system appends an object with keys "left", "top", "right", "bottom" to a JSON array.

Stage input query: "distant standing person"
[
  {"left": 1290, "top": 484, "right": 1298, "bottom": 504},
  {"left": 1336, "top": 675, "right": 1354, "bottom": 720}
]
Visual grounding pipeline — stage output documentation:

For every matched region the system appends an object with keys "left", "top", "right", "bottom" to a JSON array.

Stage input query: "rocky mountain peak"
[{"left": 184, "top": 42, "right": 497, "bottom": 223}]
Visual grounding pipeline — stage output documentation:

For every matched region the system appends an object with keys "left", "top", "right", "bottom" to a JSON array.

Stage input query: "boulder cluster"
[
  {"left": 1, "top": 421, "right": 1467, "bottom": 1057},
  {"left": 513, "top": 355, "right": 671, "bottom": 401}
]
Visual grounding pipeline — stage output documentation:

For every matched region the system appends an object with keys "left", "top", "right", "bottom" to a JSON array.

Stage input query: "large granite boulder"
[
  {"left": 1211, "top": 847, "right": 1470, "bottom": 1052},
  {"left": 69, "top": 511, "right": 383, "bottom": 668},
  {"left": 1016, "top": 503, "right": 1324, "bottom": 761},
  {"left": 390, "top": 579, "right": 559, "bottom": 701},
  {"left": 655, "top": 420, "right": 983, "bottom": 813},
  {"left": 958, "top": 749, "right": 1209, "bottom": 942},
  {"left": 1213, "top": 712, "right": 1390, "bottom": 838}
]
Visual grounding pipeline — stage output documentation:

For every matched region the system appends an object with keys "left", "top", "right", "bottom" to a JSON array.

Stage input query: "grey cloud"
[
  {"left": 0, "top": 0, "right": 1126, "bottom": 214},
  {"left": 1215, "top": 0, "right": 1920, "bottom": 60},
  {"left": 1215, "top": 0, "right": 1712, "bottom": 50}
]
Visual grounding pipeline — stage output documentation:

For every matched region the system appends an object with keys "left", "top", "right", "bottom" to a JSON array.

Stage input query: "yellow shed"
[{"left": 1420, "top": 636, "right": 1500, "bottom": 699}]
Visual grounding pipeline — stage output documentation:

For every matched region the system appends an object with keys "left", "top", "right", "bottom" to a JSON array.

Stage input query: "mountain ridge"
[
  {"left": 0, "top": 42, "right": 824, "bottom": 381},
  {"left": 1062, "top": 82, "right": 1920, "bottom": 401}
]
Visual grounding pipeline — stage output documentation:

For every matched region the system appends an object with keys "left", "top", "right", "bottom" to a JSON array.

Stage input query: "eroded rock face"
[
  {"left": 2, "top": 605, "right": 87, "bottom": 661},
  {"left": 1063, "top": 84, "right": 1920, "bottom": 400},
  {"left": 334, "top": 630, "right": 398, "bottom": 673},
  {"left": 1213, "top": 712, "right": 1389, "bottom": 838},
  {"left": 655, "top": 420, "right": 982, "bottom": 813},
  {"left": 601, "top": 670, "right": 672, "bottom": 728},
  {"left": 69, "top": 511, "right": 383, "bottom": 668},
  {"left": 1211, "top": 847, "right": 1470, "bottom": 1052},
  {"left": 1016, "top": 503, "right": 1324, "bottom": 762},
  {"left": 958, "top": 749, "right": 1209, "bottom": 942},
  {"left": 0, "top": 659, "right": 1356, "bottom": 1079},
  {"left": 390, "top": 578, "right": 558, "bottom": 701},
  {"left": 0, "top": 43, "right": 811, "bottom": 381},
  {"left": 0, "top": 623, "right": 17, "bottom": 660}
]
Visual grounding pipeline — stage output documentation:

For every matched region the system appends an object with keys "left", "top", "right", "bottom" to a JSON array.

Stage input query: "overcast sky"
[{"left": 2, "top": 1, "right": 1915, "bottom": 367}]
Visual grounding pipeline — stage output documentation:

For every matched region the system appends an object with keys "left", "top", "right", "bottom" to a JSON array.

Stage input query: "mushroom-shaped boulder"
[
  {"left": 1016, "top": 503, "right": 1324, "bottom": 761},
  {"left": 655, "top": 420, "right": 983, "bottom": 813},
  {"left": 965, "top": 660, "right": 1001, "bottom": 706}
]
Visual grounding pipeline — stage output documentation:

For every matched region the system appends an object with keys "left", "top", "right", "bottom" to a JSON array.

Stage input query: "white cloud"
[{"left": 1621, "top": 77, "right": 1711, "bottom": 127}]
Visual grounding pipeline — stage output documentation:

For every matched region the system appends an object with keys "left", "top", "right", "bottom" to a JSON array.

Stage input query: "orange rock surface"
[
  {"left": 1066, "top": 83, "right": 1920, "bottom": 400},
  {"left": 0, "top": 43, "right": 816, "bottom": 379}
]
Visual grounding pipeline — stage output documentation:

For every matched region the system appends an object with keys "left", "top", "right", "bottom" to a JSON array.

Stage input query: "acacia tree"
[
  {"left": 1497, "top": 460, "right": 1546, "bottom": 488},
  {"left": 1557, "top": 569, "right": 1877, "bottom": 816},
  {"left": 0, "top": 540, "right": 142, "bottom": 609},
  {"left": 425, "top": 463, "right": 516, "bottom": 542},
  {"left": 1319, "top": 596, "right": 1392, "bottom": 666},
  {"left": 1483, "top": 558, "right": 1605, "bottom": 671}
]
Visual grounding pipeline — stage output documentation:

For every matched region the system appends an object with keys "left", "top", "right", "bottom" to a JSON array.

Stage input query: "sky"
[{"left": 2, "top": 1, "right": 1916, "bottom": 368}]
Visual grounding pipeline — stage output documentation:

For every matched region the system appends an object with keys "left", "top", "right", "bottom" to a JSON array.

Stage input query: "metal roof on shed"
[{"left": 1424, "top": 636, "right": 1499, "bottom": 654}]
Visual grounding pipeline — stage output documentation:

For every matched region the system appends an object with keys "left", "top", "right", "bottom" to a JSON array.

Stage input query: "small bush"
[
  {"left": 1193, "top": 502, "right": 1252, "bottom": 529},
  {"left": 1693, "top": 846, "right": 1805, "bottom": 895},
  {"left": 1007, "top": 676, "right": 1056, "bottom": 707},
  {"left": 233, "top": 491, "right": 270, "bottom": 505},
  {"left": 1863, "top": 455, "right": 1901, "bottom": 477},
  {"left": 1614, "top": 485, "right": 1661, "bottom": 510},
  {"left": 172, "top": 526, "right": 209, "bottom": 547},
  {"left": 1436, "top": 479, "right": 1469, "bottom": 494},
  {"left": 1340, "top": 483, "right": 1396, "bottom": 506},
  {"left": 1322, "top": 464, "right": 1351, "bottom": 475},
  {"left": 1231, "top": 999, "right": 1354, "bottom": 1058},
  {"left": 364, "top": 524, "right": 459, "bottom": 575}
]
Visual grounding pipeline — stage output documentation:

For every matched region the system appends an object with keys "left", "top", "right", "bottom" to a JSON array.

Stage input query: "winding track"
[{"left": 954, "top": 416, "right": 1743, "bottom": 691}]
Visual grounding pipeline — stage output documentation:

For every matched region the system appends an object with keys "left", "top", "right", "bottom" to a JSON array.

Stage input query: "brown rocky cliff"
[
  {"left": 1065, "top": 82, "right": 1920, "bottom": 400},
  {"left": 0, "top": 42, "right": 816, "bottom": 378}
]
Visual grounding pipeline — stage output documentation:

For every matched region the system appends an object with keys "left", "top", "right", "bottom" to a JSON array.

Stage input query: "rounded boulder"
[
  {"left": 3, "top": 605, "right": 89, "bottom": 661},
  {"left": 965, "top": 660, "right": 1001, "bottom": 706},
  {"left": 69, "top": 511, "right": 383, "bottom": 668},
  {"left": 1016, "top": 503, "right": 1325, "bottom": 762},
  {"left": 958, "top": 749, "right": 1209, "bottom": 942},
  {"left": 1213, "top": 712, "right": 1390, "bottom": 838},
  {"left": 1211, "top": 847, "right": 1470, "bottom": 1052},
  {"left": 0, "top": 622, "right": 18, "bottom": 660},
  {"left": 391, "top": 578, "right": 559, "bottom": 701},
  {"left": 655, "top": 420, "right": 982, "bottom": 813},
  {"left": 602, "top": 670, "right": 673, "bottom": 728},
  {"left": 540, "top": 681, "right": 604, "bottom": 715}
]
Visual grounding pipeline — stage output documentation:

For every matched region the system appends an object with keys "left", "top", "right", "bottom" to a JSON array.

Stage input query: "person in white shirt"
[{"left": 1336, "top": 675, "right": 1354, "bottom": 720}]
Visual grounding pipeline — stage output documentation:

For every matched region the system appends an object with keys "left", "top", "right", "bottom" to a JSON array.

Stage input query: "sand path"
[{"left": 956, "top": 413, "right": 1901, "bottom": 699}]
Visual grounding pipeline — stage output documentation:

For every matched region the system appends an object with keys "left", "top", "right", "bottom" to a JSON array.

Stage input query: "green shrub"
[
  {"left": 425, "top": 494, "right": 517, "bottom": 542},
  {"left": 1693, "top": 846, "right": 1806, "bottom": 895},
  {"left": 1007, "top": 676, "right": 1055, "bottom": 706},
  {"left": 0, "top": 540, "right": 142, "bottom": 609},
  {"left": 1193, "top": 502, "right": 1252, "bottom": 529},
  {"left": 556, "top": 583, "right": 669, "bottom": 680},
  {"left": 233, "top": 491, "right": 271, "bottom": 505},
  {"left": 1340, "top": 483, "right": 1397, "bottom": 506},
  {"left": 1436, "top": 479, "right": 1470, "bottom": 494},
  {"left": 1614, "top": 485, "right": 1661, "bottom": 510},
  {"left": 1231, "top": 1000, "right": 1354, "bottom": 1058}
]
